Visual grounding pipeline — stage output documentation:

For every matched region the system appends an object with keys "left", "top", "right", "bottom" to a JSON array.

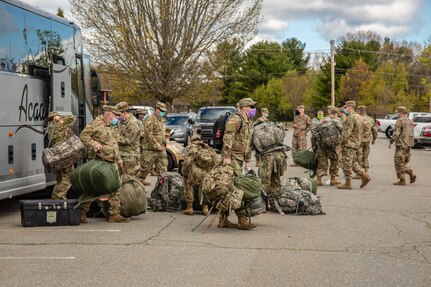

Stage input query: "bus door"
[{"left": 50, "top": 63, "right": 72, "bottom": 113}]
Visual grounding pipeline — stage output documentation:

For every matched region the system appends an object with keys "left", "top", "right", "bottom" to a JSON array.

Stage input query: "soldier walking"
[
  {"left": 221, "top": 97, "right": 256, "bottom": 230},
  {"left": 140, "top": 102, "right": 168, "bottom": 181},
  {"left": 291, "top": 105, "right": 313, "bottom": 166},
  {"left": 79, "top": 106, "right": 129, "bottom": 223},
  {"left": 115, "top": 102, "right": 141, "bottom": 177},
  {"left": 182, "top": 133, "right": 218, "bottom": 216},
  {"left": 338, "top": 101, "right": 371, "bottom": 190},
  {"left": 47, "top": 112, "right": 77, "bottom": 199},
  {"left": 389, "top": 106, "right": 417, "bottom": 185}
]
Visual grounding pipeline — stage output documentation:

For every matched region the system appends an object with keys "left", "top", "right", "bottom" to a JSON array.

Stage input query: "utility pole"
[{"left": 330, "top": 39, "right": 335, "bottom": 107}]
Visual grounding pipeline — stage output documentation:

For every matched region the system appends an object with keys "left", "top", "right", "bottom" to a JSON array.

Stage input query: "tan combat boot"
[
  {"left": 108, "top": 213, "right": 130, "bottom": 223},
  {"left": 183, "top": 202, "right": 194, "bottom": 215},
  {"left": 330, "top": 176, "right": 341, "bottom": 186},
  {"left": 360, "top": 172, "right": 371, "bottom": 188},
  {"left": 201, "top": 204, "right": 209, "bottom": 216},
  {"left": 352, "top": 174, "right": 362, "bottom": 180},
  {"left": 316, "top": 176, "right": 323, "bottom": 186},
  {"left": 406, "top": 170, "right": 416, "bottom": 184},
  {"left": 237, "top": 215, "right": 257, "bottom": 230},
  {"left": 393, "top": 177, "right": 406, "bottom": 186},
  {"left": 337, "top": 178, "right": 352, "bottom": 190},
  {"left": 218, "top": 214, "right": 237, "bottom": 228},
  {"left": 80, "top": 212, "right": 88, "bottom": 224}
]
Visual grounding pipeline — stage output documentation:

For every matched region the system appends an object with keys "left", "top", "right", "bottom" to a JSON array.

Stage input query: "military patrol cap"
[
  {"left": 261, "top": 108, "right": 269, "bottom": 113},
  {"left": 135, "top": 108, "right": 148, "bottom": 115},
  {"left": 155, "top": 101, "right": 167, "bottom": 112},
  {"left": 296, "top": 105, "right": 305, "bottom": 110},
  {"left": 238, "top": 97, "right": 257, "bottom": 108},
  {"left": 396, "top": 106, "right": 408, "bottom": 114},
  {"left": 357, "top": 105, "right": 366, "bottom": 111},
  {"left": 48, "top": 111, "right": 60, "bottom": 120},
  {"left": 331, "top": 107, "right": 339, "bottom": 114},
  {"left": 103, "top": 105, "right": 121, "bottom": 115},
  {"left": 115, "top": 101, "right": 130, "bottom": 112},
  {"left": 191, "top": 134, "right": 201, "bottom": 142},
  {"left": 345, "top": 100, "right": 356, "bottom": 107}
]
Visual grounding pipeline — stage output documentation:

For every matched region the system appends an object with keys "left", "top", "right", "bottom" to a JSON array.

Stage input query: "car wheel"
[
  {"left": 167, "top": 152, "right": 174, "bottom": 171},
  {"left": 385, "top": 126, "right": 394, "bottom": 138}
]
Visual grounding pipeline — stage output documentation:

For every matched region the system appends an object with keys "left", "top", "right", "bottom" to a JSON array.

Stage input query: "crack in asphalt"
[{"left": 401, "top": 213, "right": 431, "bottom": 230}]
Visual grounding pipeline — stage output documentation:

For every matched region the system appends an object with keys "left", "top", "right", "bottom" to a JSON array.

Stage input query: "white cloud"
[{"left": 261, "top": 19, "right": 288, "bottom": 32}]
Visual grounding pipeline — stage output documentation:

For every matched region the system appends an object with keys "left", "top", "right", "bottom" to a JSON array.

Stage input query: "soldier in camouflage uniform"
[
  {"left": 260, "top": 150, "right": 287, "bottom": 210},
  {"left": 253, "top": 108, "right": 269, "bottom": 127},
  {"left": 134, "top": 109, "right": 151, "bottom": 186},
  {"left": 338, "top": 101, "right": 371, "bottom": 190},
  {"left": 291, "top": 105, "right": 313, "bottom": 166},
  {"left": 47, "top": 112, "right": 77, "bottom": 200},
  {"left": 140, "top": 102, "right": 168, "bottom": 181},
  {"left": 115, "top": 102, "right": 141, "bottom": 177},
  {"left": 389, "top": 106, "right": 416, "bottom": 185},
  {"left": 79, "top": 106, "right": 129, "bottom": 223},
  {"left": 135, "top": 108, "right": 148, "bottom": 121},
  {"left": 221, "top": 97, "right": 256, "bottom": 230},
  {"left": 182, "top": 133, "right": 218, "bottom": 216},
  {"left": 313, "top": 108, "right": 343, "bottom": 186},
  {"left": 354, "top": 106, "right": 378, "bottom": 175}
]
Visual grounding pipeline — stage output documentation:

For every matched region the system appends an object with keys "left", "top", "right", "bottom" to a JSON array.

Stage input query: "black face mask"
[{"left": 295, "top": 110, "right": 300, "bottom": 116}]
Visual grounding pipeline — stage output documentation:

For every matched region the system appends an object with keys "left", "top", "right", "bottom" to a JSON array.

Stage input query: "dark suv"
[
  {"left": 166, "top": 113, "right": 196, "bottom": 147},
  {"left": 193, "top": 106, "right": 236, "bottom": 145}
]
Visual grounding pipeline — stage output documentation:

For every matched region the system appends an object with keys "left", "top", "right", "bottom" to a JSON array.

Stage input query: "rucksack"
[
  {"left": 293, "top": 149, "right": 318, "bottom": 172},
  {"left": 311, "top": 120, "right": 340, "bottom": 147},
  {"left": 282, "top": 177, "right": 317, "bottom": 195},
  {"left": 213, "top": 112, "right": 242, "bottom": 150},
  {"left": 119, "top": 174, "right": 147, "bottom": 218},
  {"left": 275, "top": 188, "right": 324, "bottom": 215},
  {"left": 184, "top": 142, "right": 217, "bottom": 174},
  {"left": 200, "top": 164, "right": 234, "bottom": 204},
  {"left": 234, "top": 170, "right": 262, "bottom": 201},
  {"left": 148, "top": 172, "right": 185, "bottom": 212},
  {"left": 252, "top": 122, "right": 286, "bottom": 153}
]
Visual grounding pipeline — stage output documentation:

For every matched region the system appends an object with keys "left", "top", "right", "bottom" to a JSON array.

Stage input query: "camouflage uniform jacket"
[
  {"left": 222, "top": 111, "right": 252, "bottom": 162},
  {"left": 48, "top": 115, "right": 77, "bottom": 148},
  {"left": 142, "top": 114, "right": 166, "bottom": 151},
  {"left": 253, "top": 116, "right": 268, "bottom": 127},
  {"left": 339, "top": 113, "right": 347, "bottom": 123},
  {"left": 389, "top": 117, "right": 414, "bottom": 147},
  {"left": 361, "top": 115, "right": 378, "bottom": 143},
  {"left": 117, "top": 115, "right": 141, "bottom": 157},
  {"left": 293, "top": 114, "right": 313, "bottom": 137},
  {"left": 80, "top": 115, "right": 121, "bottom": 164},
  {"left": 340, "top": 111, "right": 363, "bottom": 149}
]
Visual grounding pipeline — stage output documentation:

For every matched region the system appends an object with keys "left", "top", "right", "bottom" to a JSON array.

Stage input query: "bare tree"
[{"left": 71, "top": 0, "right": 262, "bottom": 105}]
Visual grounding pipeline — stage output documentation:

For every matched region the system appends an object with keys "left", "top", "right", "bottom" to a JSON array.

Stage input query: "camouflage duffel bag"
[
  {"left": 42, "top": 134, "right": 87, "bottom": 172},
  {"left": 71, "top": 160, "right": 121, "bottom": 196},
  {"left": 275, "top": 188, "right": 324, "bottom": 215},
  {"left": 234, "top": 170, "right": 262, "bottom": 201},
  {"left": 148, "top": 172, "right": 185, "bottom": 212},
  {"left": 201, "top": 164, "right": 234, "bottom": 203},
  {"left": 293, "top": 149, "right": 317, "bottom": 171},
  {"left": 282, "top": 177, "right": 317, "bottom": 195},
  {"left": 119, "top": 174, "right": 147, "bottom": 218}
]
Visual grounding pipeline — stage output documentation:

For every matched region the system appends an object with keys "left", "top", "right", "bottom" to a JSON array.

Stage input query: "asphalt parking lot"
[{"left": 0, "top": 133, "right": 430, "bottom": 287}]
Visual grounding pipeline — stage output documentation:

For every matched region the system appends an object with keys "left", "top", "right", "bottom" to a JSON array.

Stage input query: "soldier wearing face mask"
[{"left": 253, "top": 108, "right": 269, "bottom": 127}]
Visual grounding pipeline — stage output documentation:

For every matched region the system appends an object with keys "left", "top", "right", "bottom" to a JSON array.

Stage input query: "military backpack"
[
  {"left": 282, "top": 177, "right": 317, "bottom": 195},
  {"left": 148, "top": 172, "right": 185, "bottom": 212},
  {"left": 311, "top": 120, "right": 340, "bottom": 148},
  {"left": 275, "top": 187, "right": 324, "bottom": 215},
  {"left": 251, "top": 122, "right": 286, "bottom": 153},
  {"left": 119, "top": 174, "right": 147, "bottom": 217}
]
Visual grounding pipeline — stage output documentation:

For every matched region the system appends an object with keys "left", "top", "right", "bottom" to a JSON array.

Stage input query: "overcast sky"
[{"left": 20, "top": 0, "right": 431, "bottom": 52}]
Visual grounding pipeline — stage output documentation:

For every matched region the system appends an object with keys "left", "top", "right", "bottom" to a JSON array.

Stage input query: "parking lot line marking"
[
  {"left": 1, "top": 229, "right": 120, "bottom": 232},
  {"left": 0, "top": 257, "right": 75, "bottom": 260}
]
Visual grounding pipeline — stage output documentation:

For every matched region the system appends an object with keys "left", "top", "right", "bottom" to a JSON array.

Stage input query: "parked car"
[
  {"left": 376, "top": 112, "right": 431, "bottom": 139},
  {"left": 193, "top": 106, "right": 236, "bottom": 145},
  {"left": 166, "top": 140, "right": 185, "bottom": 171},
  {"left": 129, "top": 105, "right": 155, "bottom": 116},
  {"left": 418, "top": 125, "right": 431, "bottom": 146},
  {"left": 166, "top": 113, "right": 196, "bottom": 147},
  {"left": 413, "top": 116, "right": 431, "bottom": 141}
]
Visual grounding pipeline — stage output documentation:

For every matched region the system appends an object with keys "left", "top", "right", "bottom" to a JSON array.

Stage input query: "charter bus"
[{"left": 0, "top": 0, "right": 95, "bottom": 200}]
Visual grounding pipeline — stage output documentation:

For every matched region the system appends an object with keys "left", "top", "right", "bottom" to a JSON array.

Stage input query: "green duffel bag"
[
  {"left": 120, "top": 174, "right": 147, "bottom": 218},
  {"left": 234, "top": 170, "right": 262, "bottom": 201},
  {"left": 293, "top": 149, "right": 317, "bottom": 171},
  {"left": 71, "top": 160, "right": 121, "bottom": 196}
]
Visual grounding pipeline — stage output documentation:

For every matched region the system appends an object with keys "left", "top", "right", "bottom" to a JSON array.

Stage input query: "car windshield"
[
  {"left": 166, "top": 116, "right": 188, "bottom": 125},
  {"left": 196, "top": 108, "right": 235, "bottom": 122},
  {"left": 413, "top": 117, "right": 431, "bottom": 123}
]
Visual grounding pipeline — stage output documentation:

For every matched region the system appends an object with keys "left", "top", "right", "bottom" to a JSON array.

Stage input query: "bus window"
[
  {"left": 0, "top": 1, "right": 26, "bottom": 73},
  {"left": 50, "top": 21, "right": 75, "bottom": 68}
]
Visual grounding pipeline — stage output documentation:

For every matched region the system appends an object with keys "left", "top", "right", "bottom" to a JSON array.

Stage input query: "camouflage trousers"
[
  {"left": 394, "top": 146, "right": 412, "bottom": 179},
  {"left": 260, "top": 151, "right": 286, "bottom": 195},
  {"left": 291, "top": 135, "right": 307, "bottom": 159},
  {"left": 122, "top": 155, "right": 140, "bottom": 177},
  {"left": 140, "top": 150, "right": 168, "bottom": 180},
  {"left": 356, "top": 142, "right": 371, "bottom": 169},
  {"left": 316, "top": 147, "right": 339, "bottom": 177},
  {"left": 340, "top": 146, "right": 364, "bottom": 178},
  {"left": 80, "top": 191, "right": 121, "bottom": 216},
  {"left": 51, "top": 166, "right": 73, "bottom": 200}
]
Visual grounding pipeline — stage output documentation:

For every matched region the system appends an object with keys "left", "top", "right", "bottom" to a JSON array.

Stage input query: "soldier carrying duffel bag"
[{"left": 74, "top": 105, "right": 129, "bottom": 224}]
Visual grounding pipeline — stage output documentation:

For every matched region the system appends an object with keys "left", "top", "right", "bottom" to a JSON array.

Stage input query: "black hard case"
[{"left": 19, "top": 199, "right": 81, "bottom": 227}]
